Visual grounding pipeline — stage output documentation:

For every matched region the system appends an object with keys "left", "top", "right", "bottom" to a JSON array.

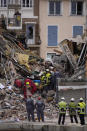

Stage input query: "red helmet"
[
  {"left": 29, "top": 94, "right": 32, "bottom": 97},
  {"left": 38, "top": 96, "right": 41, "bottom": 100}
]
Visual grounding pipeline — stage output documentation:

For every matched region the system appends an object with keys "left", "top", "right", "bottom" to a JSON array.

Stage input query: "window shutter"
[
  {"left": 48, "top": 26, "right": 58, "bottom": 46},
  {"left": 73, "top": 26, "right": 83, "bottom": 38}
]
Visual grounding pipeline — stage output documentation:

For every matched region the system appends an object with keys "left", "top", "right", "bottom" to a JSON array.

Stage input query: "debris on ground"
[
  {"left": 0, "top": 84, "right": 57, "bottom": 121},
  {"left": 0, "top": 31, "right": 86, "bottom": 122}
]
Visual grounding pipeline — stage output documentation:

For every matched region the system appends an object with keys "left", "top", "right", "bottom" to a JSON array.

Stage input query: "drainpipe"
[{"left": 85, "top": 0, "right": 87, "bottom": 114}]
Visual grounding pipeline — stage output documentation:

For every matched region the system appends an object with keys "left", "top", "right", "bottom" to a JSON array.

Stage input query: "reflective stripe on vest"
[
  {"left": 78, "top": 102, "right": 86, "bottom": 114},
  {"left": 58, "top": 101, "right": 67, "bottom": 114}
]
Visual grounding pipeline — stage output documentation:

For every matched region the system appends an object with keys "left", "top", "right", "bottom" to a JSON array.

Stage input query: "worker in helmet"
[
  {"left": 26, "top": 94, "right": 35, "bottom": 122},
  {"left": 68, "top": 98, "right": 78, "bottom": 123},
  {"left": 58, "top": 97, "right": 67, "bottom": 125},
  {"left": 77, "top": 97, "right": 86, "bottom": 125},
  {"left": 23, "top": 77, "right": 37, "bottom": 99},
  {"left": 45, "top": 69, "right": 51, "bottom": 92},
  {"left": 40, "top": 71, "right": 47, "bottom": 92},
  {"left": 35, "top": 96, "right": 45, "bottom": 122}
]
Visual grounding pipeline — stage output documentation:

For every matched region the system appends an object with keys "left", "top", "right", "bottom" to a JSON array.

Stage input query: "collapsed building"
[
  {"left": 0, "top": 28, "right": 87, "bottom": 119},
  {"left": 53, "top": 39, "right": 87, "bottom": 79},
  {"left": 0, "top": 33, "right": 57, "bottom": 121},
  {"left": 53, "top": 37, "right": 87, "bottom": 103},
  {"left": 0, "top": 32, "right": 44, "bottom": 85}
]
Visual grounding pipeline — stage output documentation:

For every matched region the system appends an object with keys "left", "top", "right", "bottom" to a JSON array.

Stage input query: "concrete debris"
[
  {"left": 0, "top": 31, "right": 86, "bottom": 122},
  {"left": 0, "top": 86, "right": 26, "bottom": 121},
  {"left": 0, "top": 85, "right": 57, "bottom": 121},
  {"left": 0, "top": 33, "right": 44, "bottom": 83},
  {"left": 53, "top": 39, "right": 87, "bottom": 80}
]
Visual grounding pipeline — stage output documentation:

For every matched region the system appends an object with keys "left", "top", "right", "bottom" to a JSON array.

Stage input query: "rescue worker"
[
  {"left": 23, "top": 77, "right": 37, "bottom": 99},
  {"left": 35, "top": 96, "right": 45, "bottom": 122},
  {"left": 58, "top": 97, "right": 67, "bottom": 125},
  {"left": 40, "top": 71, "right": 47, "bottom": 92},
  {"left": 68, "top": 98, "right": 78, "bottom": 123},
  {"left": 77, "top": 97, "right": 86, "bottom": 125},
  {"left": 45, "top": 69, "right": 51, "bottom": 92},
  {"left": 26, "top": 94, "right": 35, "bottom": 122},
  {"left": 14, "top": 79, "right": 22, "bottom": 88}
]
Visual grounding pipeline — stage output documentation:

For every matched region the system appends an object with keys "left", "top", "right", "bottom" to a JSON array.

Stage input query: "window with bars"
[
  {"left": 22, "top": 0, "right": 33, "bottom": 7},
  {"left": 71, "top": 0, "right": 83, "bottom": 15},
  {"left": 49, "top": 0, "right": 61, "bottom": 15}
]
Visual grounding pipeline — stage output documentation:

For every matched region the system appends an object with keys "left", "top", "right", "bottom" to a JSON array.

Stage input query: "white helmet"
[
  {"left": 71, "top": 98, "right": 75, "bottom": 101},
  {"left": 80, "top": 97, "right": 83, "bottom": 101},
  {"left": 61, "top": 97, "right": 65, "bottom": 100},
  {"left": 46, "top": 69, "right": 49, "bottom": 72}
]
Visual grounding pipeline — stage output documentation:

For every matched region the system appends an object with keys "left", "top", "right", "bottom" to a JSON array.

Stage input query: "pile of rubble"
[
  {"left": 53, "top": 39, "right": 87, "bottom": 80},
  {"left": 0, "top": 85, "right": 26, "bottom": 121},
  {"left": 0, "top": 82, "right": 57, "bottom": 121},
  {"left": 0, "top": 32, "right": 44, "bottom": 84}
]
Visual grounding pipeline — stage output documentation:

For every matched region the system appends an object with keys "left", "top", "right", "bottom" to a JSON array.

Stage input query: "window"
[
  {"left": 22, "top": 0, "right": 33, "bottom": 7},
  {"left": 71, "top": 0, "right": 83, "bottom": 15},
  {"left": 0, "top": 0, "right": 7, "bottom": 7},
  {"left": 26, "top": 24, "right": 34, "bottom": 39},
  {"left": 48, "top": 26, "right": 58, "bottom": 46},
  {"left": 47, "top": 53, "right": 56, "bottom": 60},
  {"left": 49, "top": 0, "right": 61, "bottom": 15},
  {"left": 73, "top": 26, "right": 83, "bottom": 38}
]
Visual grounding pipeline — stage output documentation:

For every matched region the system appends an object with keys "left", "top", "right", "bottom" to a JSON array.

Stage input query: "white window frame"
[
  {"left": 46, "top": 52, "right": 56, "bottom": 60},
  {"left": 26, "top": 22, "right": 35, "bottom": 45},
  {"left": 70, "top": 0, "right": 84, "bottom": 16},
  {"left": 48, "top": 0, "right": 62, "bottom": 16},
  {"left": 72, "top": 25, "right": 84, "bottom": 38}
]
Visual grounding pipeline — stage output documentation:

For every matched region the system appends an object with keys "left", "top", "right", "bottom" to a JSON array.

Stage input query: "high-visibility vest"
[
  {"left": 58, "top": 101, "right": 67, "bottom": 114},
  {"left": 77, "top": 102, "right": 86, "bottom": 114},
  {"left": 26, "top": 82, "right": 31, "bottom": 88},
  {"left": 41, "top": 75, "right": 47, "bottom": 86},
  {"left": 68, "top": 102, "right": 77, "bottom": 115},
  {"left": 46, "top": 73, "right": 51, "bottom": 84}
]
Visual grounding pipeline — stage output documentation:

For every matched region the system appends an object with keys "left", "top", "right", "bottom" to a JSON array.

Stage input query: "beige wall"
[{"left": 39, "top": 0, "right": 86, "bottom": 60}]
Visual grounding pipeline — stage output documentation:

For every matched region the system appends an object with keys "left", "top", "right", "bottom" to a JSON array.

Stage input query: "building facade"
[
  {"left": 39, "top": 0, "right": 86, "bottom": 60},
  {"left": 0, "top": 0, "right": 41, "bottom": 54}
]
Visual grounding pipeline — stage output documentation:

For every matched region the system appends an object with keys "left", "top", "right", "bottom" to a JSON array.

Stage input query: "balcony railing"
[{"left": 8, "top": 4, "right": 21, "bottom": 9}]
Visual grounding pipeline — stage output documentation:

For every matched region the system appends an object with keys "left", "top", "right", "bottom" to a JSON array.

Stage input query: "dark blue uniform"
[
  {"left": 26, "top": 98, "right": 35, "bottom": 121},
  {"left": 35, "top": 100, "right": 45, "bottom": 122}
]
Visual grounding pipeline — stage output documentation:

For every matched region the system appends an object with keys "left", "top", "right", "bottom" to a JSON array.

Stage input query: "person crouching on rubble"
[
  {"left": 23, "top": 77, "right": 37, "bottom": 100},
  {"left": 26, "top": 94, "right": 35, "bottom": 122}
]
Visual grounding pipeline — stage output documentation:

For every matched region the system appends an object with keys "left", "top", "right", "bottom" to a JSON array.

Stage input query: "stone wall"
[
  {"left": 59, "top": 89, "right": 86, "bottom": 103},
  {"left": 0, "top": 122, "right": 86, "bottom": 131}
]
